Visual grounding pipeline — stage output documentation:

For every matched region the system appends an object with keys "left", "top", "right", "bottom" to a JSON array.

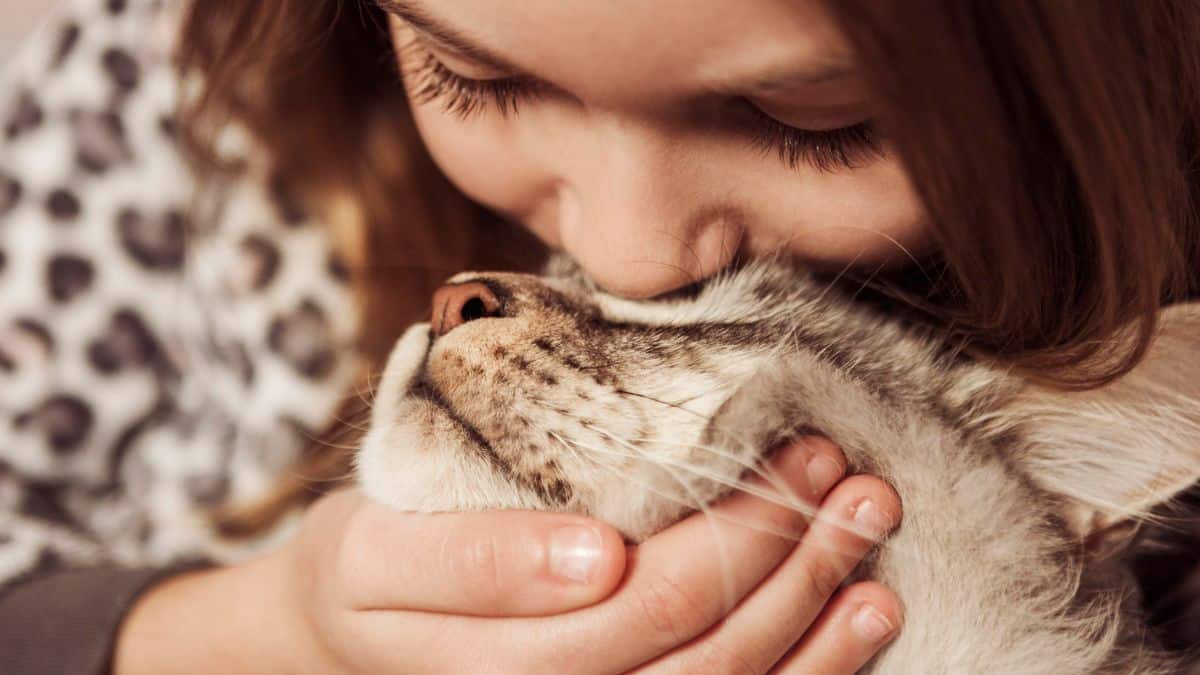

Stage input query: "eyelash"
[
  {"left": 403, "top": 43, "right": 540, "bottom": 118},
  {"left": 402, "top": 41, "right": 882, "bottom": 173},
  {"left": 743, "top": 107, "right": 882, "bottom": 172}
]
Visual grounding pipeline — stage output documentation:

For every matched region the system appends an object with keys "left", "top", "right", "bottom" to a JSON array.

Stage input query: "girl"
[{"left": 0, "top": 1, "right": 1195, "bottom": 673}]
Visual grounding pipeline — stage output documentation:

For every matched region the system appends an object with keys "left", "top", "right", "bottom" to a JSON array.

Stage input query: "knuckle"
[
  {"left": 796, "top": 553, "right": 848, "bottom": 604},
  {"left": 633, "top": 570, "right": 711, "bottom": 645},
  {"left": 457, "top": 532, "right": 509, "bottom": 599}
]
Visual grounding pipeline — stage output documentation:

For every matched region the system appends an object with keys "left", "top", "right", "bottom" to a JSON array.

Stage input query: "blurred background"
[{"left": 1, "top": 0, "right": 52, "bottom": 63}]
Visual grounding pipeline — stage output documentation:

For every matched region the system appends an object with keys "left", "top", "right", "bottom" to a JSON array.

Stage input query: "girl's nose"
[{"left": 557, "top": 184, "right": 745, "bottom": 298}]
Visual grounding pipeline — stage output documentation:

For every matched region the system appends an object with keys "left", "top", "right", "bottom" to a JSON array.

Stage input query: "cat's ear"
[{"left": 1000, "top": 302, "right": 1200, "bottom": 550}]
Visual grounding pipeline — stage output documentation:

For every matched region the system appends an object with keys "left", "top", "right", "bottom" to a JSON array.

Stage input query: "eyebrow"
[{"left": 373, "top": 0, "right": 522, "bottom": 73}]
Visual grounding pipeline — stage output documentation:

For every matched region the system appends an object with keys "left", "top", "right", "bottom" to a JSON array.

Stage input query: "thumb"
[{"left": 331, "top": 493, "right": 627, "bottom": 617}]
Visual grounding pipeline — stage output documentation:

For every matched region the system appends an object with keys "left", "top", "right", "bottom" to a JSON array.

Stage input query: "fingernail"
[
  {"left": 852, "top": 603, "right": 896, "bottom": 642},
  {"left": 549, "top": 525, "right": 603, "bottom": 583},
  {"left": 852, "top": 498, "right": 893, "bottom": 539},
  {"left": 806, "top": 453, "right": 843, "bottom": 496}
]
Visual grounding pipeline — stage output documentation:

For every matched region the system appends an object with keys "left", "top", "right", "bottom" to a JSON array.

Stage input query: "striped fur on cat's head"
[{"left": 358, "top": 257, "right": 1200, "bottom": 673}]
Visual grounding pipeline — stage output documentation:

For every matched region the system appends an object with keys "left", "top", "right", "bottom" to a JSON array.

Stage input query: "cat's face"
[
  {"left": 358, "top": 262, "right": 813, "bottom": 540},
  {"left": 359, "top": 258, "right": 1200, "bottom": 551}
]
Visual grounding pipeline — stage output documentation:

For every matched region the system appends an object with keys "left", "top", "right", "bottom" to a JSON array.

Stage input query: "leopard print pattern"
[{"left": 0, "top": 0, "right": 360, "bottom": 587}]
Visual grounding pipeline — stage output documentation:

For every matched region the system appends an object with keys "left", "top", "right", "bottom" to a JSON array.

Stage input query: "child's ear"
[{"left": 998, "top": 303, "right": 1200, "bottom": 550}]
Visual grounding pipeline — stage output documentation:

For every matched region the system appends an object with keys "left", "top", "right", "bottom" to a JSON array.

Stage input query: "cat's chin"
[{"left": 357, "top": 324, "right": 545, "bottom": 514}]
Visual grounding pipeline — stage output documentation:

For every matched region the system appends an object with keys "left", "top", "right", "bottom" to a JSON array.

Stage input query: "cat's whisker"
[
  {"left": 565, "top": 427, "right": 819, "bottom": 528},
  {"left": 546, "top": 401, "right": 777, "bottom": 486},
  {"left": 551, "top": 433, "right": 811, "bottom": 544},
  {"left": 614, "top": 388, "right": 711, "bottom": 420},
  {"left": 583, "top": 422, "right": 905, "bottom": 550}
]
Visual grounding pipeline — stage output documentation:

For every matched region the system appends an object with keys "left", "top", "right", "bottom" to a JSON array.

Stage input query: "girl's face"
[{"left": 384, "top": 0, "right": 928, "bottom": 298}]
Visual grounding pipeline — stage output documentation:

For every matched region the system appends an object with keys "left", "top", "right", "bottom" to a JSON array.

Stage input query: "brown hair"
[
  {"left": 176, "top": 1, "right": 1199, "bottom": 531},
  {"left": 828, "top": 0, "right": 1199, "bottom": 387}
]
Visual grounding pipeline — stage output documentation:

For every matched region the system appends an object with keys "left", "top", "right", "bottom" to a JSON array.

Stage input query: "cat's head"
[
  {"left": 358, "top": 257, "right": 1200, "bottom": 552},
  {"left": 357, "top": 259, "right": 824, "bottom": 539}
]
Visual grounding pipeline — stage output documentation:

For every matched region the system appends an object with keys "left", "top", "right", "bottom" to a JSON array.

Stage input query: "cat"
[{"left": 357, "top": 257, "right": 1200, "bottom": 674}]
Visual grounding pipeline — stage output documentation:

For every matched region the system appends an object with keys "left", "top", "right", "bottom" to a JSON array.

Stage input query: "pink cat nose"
[{"left": 431, "top": 281, "right": 502, "bottom": 337}]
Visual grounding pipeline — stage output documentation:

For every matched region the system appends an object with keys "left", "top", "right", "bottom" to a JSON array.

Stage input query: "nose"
[
  {"left": 431, "top": 281, "right": 502, "bottom": 337},
  {"left": 550, "top": 123, "right": 743, "bottom": 298}
]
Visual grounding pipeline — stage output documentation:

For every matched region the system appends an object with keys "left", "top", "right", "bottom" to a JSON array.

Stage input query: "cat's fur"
[{"left": 358, "top": 258, "right": 1200, "bottom": 674}]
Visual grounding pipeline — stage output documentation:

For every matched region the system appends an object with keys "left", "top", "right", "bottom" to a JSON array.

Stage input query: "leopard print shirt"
[{"left": 0, "top": 0, "right": 360, "bottom": 589}]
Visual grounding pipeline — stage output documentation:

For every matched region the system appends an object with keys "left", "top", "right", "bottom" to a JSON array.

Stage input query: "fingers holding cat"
[
  {"left": 473, "top": 436, "right": 900, "bottom": 674},
  {"left": 629, "top": 438, "right": 904, "bottom": 674},
  {"left": 261, "top": 437, "right": 898, "bottom": 673}
]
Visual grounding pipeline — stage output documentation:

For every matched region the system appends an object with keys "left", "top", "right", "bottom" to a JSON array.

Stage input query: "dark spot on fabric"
[
  {"left": 15, "top": 319, "right": 54, "bottom": 353},
  {"left": 73, "top": 109, "right": 131, "bottom": 173},
  {"left": 269, "top": 173, "right": 307, "bottom": 225},
  {"left": 50, "top": 22, "right": 81, "bottom": 69},
  {"left": 101, "top": 47, "right": 140, "bottom": 92},
  {"left": 107, "top": 0, "right": 128, "bottom": 14},
  {"left": 492, "top": 345, "right": 508, "bottom": 359},
  {"left": 0, "top": 174, "right": 21, "bottom": 217},
  {"left": 87, "top": 308, "right": 161, "bottom": 374},
  {"left": 229, "top": 342, "right": 255, "bottom": 386},
  {"left": 45, "top": 189, "right": 81, "bottom": 221},
  {"left": 117, "top": 207, "right": 187, "bottom": 271},
  {"left": 19, "top": 484, "right": 76, "bottom": 527},
  {"left": 469, "top": 365, "right": 484, "bottom": 376},
  {"left": 512, "top": 356, "right": 530, "bottom": 371},
  {"left": 327, "top": 253, "right": 350, "bottom": 283},
  {"left": 185, "top": 473, "right": 230, "bottom": 506},
  {"left": 105, "top": 398, "right": 175, "bottom": 487},
  {"left": 47, "top": 254, "right": 95, "bottom": 303},
  {"left": 4, "top": 90, "right": 43, "bottom": 140},
  {"left": 267, "top": 299, "right": 336, "bottom": 379},
  {"left": 158, "top": 113, "right": 177, "bottom": 139},
  {"left": 238, "top": 234, "right": 281, "bottom": 292},
  {"left": 16, "top": 394, "right": 94, "bottom": 453},
  {"left": 539, "top": 373, "right": 558, "bottom": 386},
  {"left": 533, "top": 338, "right": 556, "bottom": 354},
  {"left": 563, "top": 356, "right": 583, "bottom": 371}
]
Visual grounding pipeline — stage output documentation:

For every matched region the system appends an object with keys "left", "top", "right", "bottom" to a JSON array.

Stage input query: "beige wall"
[{"left": 1, "top": 0, "right": 53, "bottom": 64}]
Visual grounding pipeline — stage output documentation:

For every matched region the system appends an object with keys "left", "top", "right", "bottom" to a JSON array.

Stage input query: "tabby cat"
[{"left": 358, "top": 258, "right": 1200, "bottom": 674}]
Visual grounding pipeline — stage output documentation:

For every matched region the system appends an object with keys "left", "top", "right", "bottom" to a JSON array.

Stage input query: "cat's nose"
[{"left": 431, "top": 281, "right": 502, "bottom": 337}]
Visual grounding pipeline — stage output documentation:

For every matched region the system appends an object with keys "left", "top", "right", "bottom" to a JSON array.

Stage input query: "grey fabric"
[{"left": 0, "top": 566, "right": 199, "bottom": 675}]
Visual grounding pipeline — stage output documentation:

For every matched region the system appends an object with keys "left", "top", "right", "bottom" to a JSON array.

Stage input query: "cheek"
[
  {"left": 409, "top": 102, "right": 563, "bottom": 245},
  {"left": 743, "top": 155, "right": 930, "bottom": 268}
]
